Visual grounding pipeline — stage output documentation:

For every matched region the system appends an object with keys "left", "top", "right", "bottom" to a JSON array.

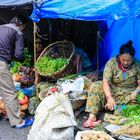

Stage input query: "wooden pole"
[
  {"left": 33, "top": 22, "right": 37, "bottom": 62},
  {"left": 33, "top": 22, "right": 38, "bottom": 97}
]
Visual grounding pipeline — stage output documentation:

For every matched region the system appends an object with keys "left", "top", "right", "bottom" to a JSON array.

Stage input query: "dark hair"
[
  {"left": 10, "top": 15, "right": 28, "bottom": 26},
  {"left": 119, "top": 40, "right": 135, "bottom": 57}
]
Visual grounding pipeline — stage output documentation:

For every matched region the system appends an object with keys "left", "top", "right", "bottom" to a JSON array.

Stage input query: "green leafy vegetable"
[
  {"left": 121, "top": 105, "right": 140, "bottom": 125},
  {"left": 9, "top": 48, "right": 31, "bottom": 74},
  {"left": 136, "top": 94, "right": 140, "bottom": 103},
  {"left": 121, "top": 105, "right": 140, "bottom": 118},
  {"left": 35, "top": 56, "right": 67, "bottom": 75},
  {"left": 10, "top": 61, "right": 22, "bottom": 74}
]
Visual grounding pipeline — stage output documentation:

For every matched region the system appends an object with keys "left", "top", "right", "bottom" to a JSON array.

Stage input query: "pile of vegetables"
[
  {"left": 79, "top": 131, "right": 111, "bottom": 140},
  {"left": 121, "top": 105, "right": 140, "bottom": 125},
  {"left": 35, "top": 56, "right": 67, "bottom": 75},
  {"left": 10, "top": 61, "right": 22, "bottom": 74},
  {"left": 121, "top": 105, "right": 140, "bottom": 118},
  {"left": 9, "top": 48, "right": 31, "bottom": 74},
  {"left": 114, "top": 95, "right": 140, "bottom": 136},
  {"left": 22, "top": 47, "right": 32, "bottom": 67},
  {"left": 115, "top": 123, "right": 140, "bottom": 136},
  {"left": 17, "top": 91, "right": 28, "bottom": 116},
  {"left": 0, "top": 91, "right": 28, "bottom": 117},
  {"left": 114, "top": 104, "right": 140, "bottom": 136},
  {"left": 136, "top": 93, "right": 140, "bottom": 103}
]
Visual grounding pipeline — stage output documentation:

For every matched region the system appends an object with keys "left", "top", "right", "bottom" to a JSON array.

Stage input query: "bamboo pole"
[
  {"left": 33, "top": 22, "right": 39, "bottom": 97},
  {"left": 33, "top": 22, "right": 37, "bottom": 63}
]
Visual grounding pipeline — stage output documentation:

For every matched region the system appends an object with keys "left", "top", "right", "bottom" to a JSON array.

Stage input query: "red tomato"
[{"left": 50, "top": 87, "right": 58, "bottom": 93}]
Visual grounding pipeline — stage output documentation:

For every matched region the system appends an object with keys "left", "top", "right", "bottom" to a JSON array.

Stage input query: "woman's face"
[{"left": 119, "top": 53, "right": 133, "bottom": 68}]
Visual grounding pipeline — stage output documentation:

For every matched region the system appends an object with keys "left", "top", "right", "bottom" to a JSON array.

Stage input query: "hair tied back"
[{"left": 127, "top": 40, "right": 133, "bottom": 47}]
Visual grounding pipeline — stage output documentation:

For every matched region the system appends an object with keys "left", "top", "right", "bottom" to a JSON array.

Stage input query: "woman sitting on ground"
[{"left": 83, "top": 40, "right": 140, "bottom": 128}]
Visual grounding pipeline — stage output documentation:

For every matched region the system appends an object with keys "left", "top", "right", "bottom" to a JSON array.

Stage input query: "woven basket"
[{"left": 36, "top": 40, "right": 76, "bottom": 79}]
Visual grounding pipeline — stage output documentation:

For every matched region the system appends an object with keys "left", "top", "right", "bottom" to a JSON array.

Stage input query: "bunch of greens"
[
  {"left": 121, "top": 105, "right": 140, "bottom": 118},
  {"left": 10, "top": 61, "right": 22, "bottom": 74},
  {"left": 35, "top": 56, "right": 67, "bottom": 75},
  {"left": 9, "top": 48, "right": 31, "bottom": 74},
  {"left": 136, "top": 93, "right": 140, "bottom": 103},
  {"left": 126, "top": 116, "right": 140, "bottom": 125},
  {"left": 121, "top": 105, "right": 140, "bottom": 125},
  {"left": 22, "top": 48, "right": 32, "bottom": 66}
]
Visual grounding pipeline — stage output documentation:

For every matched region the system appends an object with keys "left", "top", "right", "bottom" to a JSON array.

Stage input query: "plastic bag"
[
  {"left": 57, "top": 76, "right": 87, "bottom": 100},
  {"left": 15, "top": 85, "right": 35, "bottom": 97},
  {"left": 27, "top": 93, "right": 77, "bottom": 140}
]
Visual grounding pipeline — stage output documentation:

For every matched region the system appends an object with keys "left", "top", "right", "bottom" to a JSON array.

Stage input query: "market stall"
[
  {"left": 28, "top": 0, "right": 140, "bottom": 140},
  {"left": 0, "top": 0, "right": 140, "bottom": 140}
]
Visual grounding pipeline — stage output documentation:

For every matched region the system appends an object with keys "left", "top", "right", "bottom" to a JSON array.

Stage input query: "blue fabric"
[
  {"left": 30, "top": 0, "right": 140, "bottom": 22},
  {"left": 16, "top": 85, "right": 35, "bottom": 97},
  {"left": 104, "top": 17, "right": 140, "bottom": 61},
  {"left": 0, "top": 0, "right": 31, "bottom": 6},
  {"left": 30, "top": 0, "right": 140, "bottom": 69}
]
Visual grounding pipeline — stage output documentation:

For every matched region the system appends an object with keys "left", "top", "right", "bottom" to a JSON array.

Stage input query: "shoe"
[
  {"left": 15, "top": 118, "right": 34, "bottom": 129},
  {"left": 83, "top": 119, "right": 101, "bottom": 129},
  {"left": 25, "top": 118, "right": 34, "bottom": 126}
]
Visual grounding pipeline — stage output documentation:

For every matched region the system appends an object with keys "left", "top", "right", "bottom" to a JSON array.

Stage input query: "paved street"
[{"left": 0, "top": 119, "right": 30, "bottom": 140}]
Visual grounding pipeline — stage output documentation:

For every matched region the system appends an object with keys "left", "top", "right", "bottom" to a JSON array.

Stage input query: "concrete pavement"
[{"left": 0, "top": 118, "right": 30, "bottom": 140}]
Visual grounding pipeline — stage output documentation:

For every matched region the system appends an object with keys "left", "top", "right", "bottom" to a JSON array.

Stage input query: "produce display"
[
  {"left": 9, "top": 48, "right": 31, "bottom": 74},
  {"left": 76, "top": 131, "right": 112, "bottom": 140},
  {"left": 0, "top": 91, "right": 28, "bottom": 117},
  {"left": 35, "top": 56, "right": 67, "bottom": 75},
  {"left": 17, "top": 91, "right": 25, "bottom": 100},
  {"left": 115, "top": 123, "right": 140, "bottom": 136},
  {"left": 120, "top": 105, "right": 140, "bottom": 126},
  {"left": 16, "top": 91, "right": 28, "bottom": 116},
  {"left": 28, "top": 96, "right": 40, "bottom": 115},
  {"left": 121, "top": 105, "right": 140, "bottom": 118},
  {"left": 136, "top": 93, "right": 140, "bottom": 103},
  {"left": 10, "top": 61, "right": 22, "bottom": 74},
  {"left": 22, "top": 48, "right": 32, "bottom": 67}
]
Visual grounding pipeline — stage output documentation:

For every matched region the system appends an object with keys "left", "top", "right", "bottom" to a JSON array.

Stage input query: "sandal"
[{"left": 83, "top": 119, "right": 101, "bottom": 128}]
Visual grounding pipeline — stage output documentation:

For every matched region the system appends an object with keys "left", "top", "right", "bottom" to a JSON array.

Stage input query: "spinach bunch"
[
  {"left": 121, "top": 105, "right": 140, "bottom": 118},
  {"left": 136, "top": 94, "right": 140, "bottom": 103},
  {"left": 35, "top": 56, "right": 67, "bottom": 75}
]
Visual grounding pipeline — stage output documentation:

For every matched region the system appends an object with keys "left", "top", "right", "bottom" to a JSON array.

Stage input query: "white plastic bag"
[
  {"left": 58, "top": 77, "right": 84, "bottom": 94},
  {"left": 57, "top": 76, "right": 88, "bottom": 100},
  {"left": 27, "top": 93, "right": 77, "bottom": 140}
]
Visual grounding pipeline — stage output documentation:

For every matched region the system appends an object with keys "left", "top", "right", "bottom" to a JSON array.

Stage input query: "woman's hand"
[{"left": 105, "top": 96, "right": 116, "bottom": 111}]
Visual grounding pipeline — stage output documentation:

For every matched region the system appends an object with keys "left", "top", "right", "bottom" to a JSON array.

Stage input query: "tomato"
[
  {"left": 18, "top": 95, "right": 28, "bottom": 105},
  {"left": 50, "top": 87, "right": 58, "bottom": 93}
]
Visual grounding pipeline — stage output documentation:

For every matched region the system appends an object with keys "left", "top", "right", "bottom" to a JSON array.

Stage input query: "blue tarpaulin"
[
  {"left": 30, "top": 0, "right": 140, "bottom": 69},
  {"left": 0, "top": 0, "right": 31, "bottom": 6},
  {"left": 30, "top": 0, "right": 140, "bottom": 22}
]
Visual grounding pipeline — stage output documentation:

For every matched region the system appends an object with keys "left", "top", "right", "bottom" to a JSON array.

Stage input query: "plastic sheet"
[
  {"left": 30, "top": 0, "right": 140, "bottom": 22},
  {"left": 0, "top": 0, "right": 31, "bottom": 6}
]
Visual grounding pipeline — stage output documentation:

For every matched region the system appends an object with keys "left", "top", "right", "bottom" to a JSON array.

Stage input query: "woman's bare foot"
[
  {"left": 88, "top": 113, "right": 96, "bottom": 121},
  {"left": 83, "top": 113, "right": 101, "bottom": 128}
]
